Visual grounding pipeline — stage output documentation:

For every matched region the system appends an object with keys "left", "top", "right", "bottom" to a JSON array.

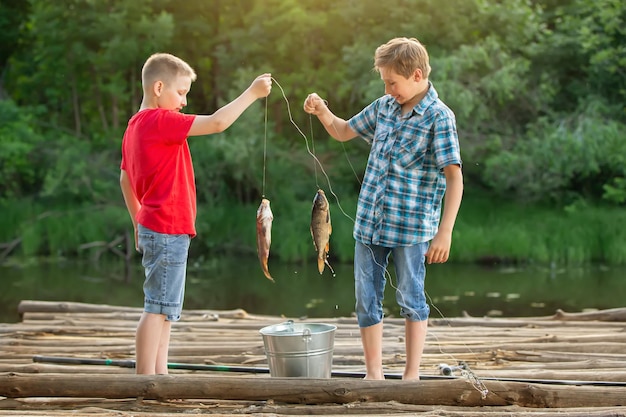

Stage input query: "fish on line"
[
  {"left": 310, "top": 189, "right": 334, "bottom": 276},
  {"left": 256, "top": 198, "right": 274, "bottom": 282}
]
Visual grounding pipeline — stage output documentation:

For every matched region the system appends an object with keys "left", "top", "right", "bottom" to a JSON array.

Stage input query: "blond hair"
[
  {"left": 374, "top": 37, "right": 431, "bottom": 79},
  {"left": 141, "top": 53, "right": 197, "bottom": 91}
]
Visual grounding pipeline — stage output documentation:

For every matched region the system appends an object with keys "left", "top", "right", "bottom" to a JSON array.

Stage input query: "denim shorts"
[
  {"left": 354, "top": 241, "right": 430, "bottom": 327},
  {"left": 137, "top": 224, "right": 191, "bottom": 322}
]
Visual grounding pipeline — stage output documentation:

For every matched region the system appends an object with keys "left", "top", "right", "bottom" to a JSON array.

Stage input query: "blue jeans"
[
  {"left": 354, "top": 241, "right": 430, "bottom": 327},
  {"left": 137, "top": 224, "right": 191, "bottom": 321}
]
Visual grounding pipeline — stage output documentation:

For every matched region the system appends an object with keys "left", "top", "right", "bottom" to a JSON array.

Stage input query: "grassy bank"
[
  {"left": 1, "top": 192, "right": 625, "bottom": 265},
  {"left": 453, "top": 193, "right": 626, "bottom": 265}
]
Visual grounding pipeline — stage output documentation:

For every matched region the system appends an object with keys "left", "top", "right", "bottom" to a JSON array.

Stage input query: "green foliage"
[
  {"left": 6, "top": 201, "right": 128, "bottom": 257},
  {"left": 0, "top": 100, "right": 46, "bottom": 199},
  {"left": 484, "top": 99, "right": 626, "bottom": 203},
  {"left": 7, "top": 0, "right": 175, "bottom": 137},
  {"left": 5, "top": 192, "right": 626, "bottom": 266},
  {"left": 40, "top": 134, "right": 120, "bottom": 205},
  {"left": 602, "top": 177, "right": 626, "bottom": 205},
  {"left": 453, "top": 193, "right": 626, "bottom": 265},
  {"left": 0, "top": 1, "right": 29, "bottom": 69},
  {"left": 0, "top": 199, "right": 35, "bottom": 243},
  {"left": 538, "top": 0, "right": 626, "bottom": 110},
  {"left": 1, "top": 0, "right": 626, "bottom": 263}
]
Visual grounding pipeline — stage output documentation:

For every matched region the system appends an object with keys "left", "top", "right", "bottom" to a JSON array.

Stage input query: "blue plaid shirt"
[{"left": 348, "top": 83, "right": 461, "bottom": 247}]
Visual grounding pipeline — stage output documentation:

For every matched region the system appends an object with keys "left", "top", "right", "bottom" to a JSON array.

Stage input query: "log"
[
  {"left": 496, "top": 349, "right": 626, "bottom": 363},
  {"left": 17, "top": 301, "right": 140, "bottom": 315},
  {"left": 7, "top": 356, "right": 626, "bottom": 383},
  {"left": 0, "top": 363, "right": 135, "bottom": 374},
  {"left": 1, "top": 400, "right": 626, "bottom": 417},
  {"left": 17, "top": 300, "right": 256, "bottom": 320},
  {"left": 1, "top": 373, "right": 626, "bottom": 408},
  {"left": 455, "top": 307, "right": 626, "bottom": 323},
  {"left": 431, "top": 308, "right": 626, "bottom": 326},
  {"left": 21, "top": 300, "right": 626, "bottom": 325},
  {"left": 553, "top": 308, "right": 626, "bottom": 322}
]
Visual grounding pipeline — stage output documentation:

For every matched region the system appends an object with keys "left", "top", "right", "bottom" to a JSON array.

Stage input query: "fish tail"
[
  {"left": 260, "top": 259, "right": 274, "bottom": 282},
  {"left": 317, "top": 257, "right": 325, "bottom": 274},
  {"left": 263, "top": 269, "right": 275, "bottom": 283}
]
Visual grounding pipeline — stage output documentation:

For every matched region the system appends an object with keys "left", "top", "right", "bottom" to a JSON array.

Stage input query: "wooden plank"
[
  {"left": 1, "top": 401, "right": 626, "bottom": 416},
  {"left": 1, "top": 373, "right": 626, "bottom": 408}
]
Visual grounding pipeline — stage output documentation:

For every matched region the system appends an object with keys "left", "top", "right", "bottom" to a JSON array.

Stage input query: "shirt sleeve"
[
  {"left": 157, "top": 111, "right": 197, "bottom": 145},
  {"left": 348, "top": 98, "right": 383, "bottom": 145},
  {"left": 433, "top": 111, "right": 462, "bottom": 169}
]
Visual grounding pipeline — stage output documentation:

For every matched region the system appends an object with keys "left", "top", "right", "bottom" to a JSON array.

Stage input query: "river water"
[{"left": 2, "top": 257, "right": 624, "bottom": 323}]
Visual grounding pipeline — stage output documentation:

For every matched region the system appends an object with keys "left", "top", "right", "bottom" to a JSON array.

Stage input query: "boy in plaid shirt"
[{"left": 304, "top": 37, "right": 463, "bottom": 380}]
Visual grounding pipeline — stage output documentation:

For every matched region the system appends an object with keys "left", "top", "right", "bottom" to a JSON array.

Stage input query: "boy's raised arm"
[
  {"left": 304, "top": 93, "right": 357, "bottom": 142},
  {"left": 187, "top": 73, "right": 272, "bottom": 137}
]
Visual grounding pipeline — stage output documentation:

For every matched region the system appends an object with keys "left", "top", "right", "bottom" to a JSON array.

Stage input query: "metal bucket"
[{"left": 259, "top": 320, "right": 336, "bottom": 378}]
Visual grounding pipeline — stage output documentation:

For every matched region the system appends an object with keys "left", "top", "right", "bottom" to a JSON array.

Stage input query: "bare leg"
[
  {"left": 403, "top": 319, "right": 428, "bottom": 380},
  {"left": 155, "top": 320, "right": 172, "bottom": 374},
  {"left": 360, "top": 322, "right": 385, "bottom": 380},
  {"left": 135, "top": 312, "right": 166, "bottom": 374}
]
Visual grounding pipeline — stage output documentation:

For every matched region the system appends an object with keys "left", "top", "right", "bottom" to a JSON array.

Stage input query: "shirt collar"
[{"left": 389, "top": 81, "right": 438, "bottom": 117}]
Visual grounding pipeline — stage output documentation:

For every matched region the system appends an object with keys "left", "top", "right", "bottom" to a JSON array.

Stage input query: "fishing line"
[
  {"left": 270, "top": 77, "right": 493, "bottom": 397},
  {"left": 309, "top": 115, "right": 320, "bottom": 189},
  {"left": 271, "top": 77, "right": 354, "bottom": 223},
  {"left": 262, "top": 96, "right": 269, "bottom": 198}
]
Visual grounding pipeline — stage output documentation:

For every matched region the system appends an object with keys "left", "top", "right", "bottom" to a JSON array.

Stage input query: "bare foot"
[{"left": 364, "top": 370, "right": 385, "bottom": 380}]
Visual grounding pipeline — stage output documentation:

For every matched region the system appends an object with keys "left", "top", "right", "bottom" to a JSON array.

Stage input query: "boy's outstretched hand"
[
  {"left": 250, "top": 73, "right": 272, "bottom": 99},
  {"left": 303, "top": 93, "right": 328, "bottom": 116}
]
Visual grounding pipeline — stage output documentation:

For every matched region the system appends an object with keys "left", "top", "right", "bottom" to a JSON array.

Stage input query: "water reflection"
[{"left": 2, "top": 258, "right": 624, "bottom": 323}]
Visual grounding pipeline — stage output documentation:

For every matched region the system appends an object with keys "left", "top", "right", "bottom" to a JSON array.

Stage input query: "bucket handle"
[
  {"left": 302, "top": 327, "right": 312, "bottom": 343},
  {"left": 281, "top": 320, "right": 312, "bottom": 342}
]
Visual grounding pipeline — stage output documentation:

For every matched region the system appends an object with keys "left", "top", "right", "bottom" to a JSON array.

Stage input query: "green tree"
[
  {"left": 533, "top": 0, "right": 626, "bottom": 117},
  {"left": 0, "top": 100, "right": 46, "bottom": 199},
  {"left": 7, "top": 0, "right": 175, "bottom": 140},
  {"left": 484, "top": 99, "right": 626, "bottom": 204},
  {"left": 0, "top": 0, "right": 30, "bottom": 96}
]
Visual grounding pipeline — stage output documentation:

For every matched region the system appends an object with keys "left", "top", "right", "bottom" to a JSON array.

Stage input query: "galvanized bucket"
[{"left": 259, "top": 320, "right": 336, "bottom": 378}]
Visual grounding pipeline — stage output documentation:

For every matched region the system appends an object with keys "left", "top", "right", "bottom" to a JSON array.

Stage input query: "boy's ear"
[
  {"left": 413, "top": 69, "right": 423, "bottom": 82},
  {"left": 152, "top": 81, "right": 163, "bottom": 97}
]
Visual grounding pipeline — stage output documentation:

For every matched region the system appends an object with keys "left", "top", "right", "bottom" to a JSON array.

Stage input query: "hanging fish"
[
  {"left": 310, "top": 189, "right": 333, "bottom": 275},
  {"left": 256, "top": 198, "right": 274, "bottom": 282}
]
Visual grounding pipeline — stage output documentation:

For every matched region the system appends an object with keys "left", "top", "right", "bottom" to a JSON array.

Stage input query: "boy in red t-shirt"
[{"left": 120, "top": 53, "right": 271, "bottom": 374}]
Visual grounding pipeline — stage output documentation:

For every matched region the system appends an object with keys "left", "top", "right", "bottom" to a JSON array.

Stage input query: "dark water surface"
[{"left": 2, "top": 257, "right": 625, "bottom": 323}]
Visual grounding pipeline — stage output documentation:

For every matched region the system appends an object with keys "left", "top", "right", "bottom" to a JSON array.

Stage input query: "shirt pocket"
[{"left": 394, "top": 132, "right": 431, "bottom": 170}]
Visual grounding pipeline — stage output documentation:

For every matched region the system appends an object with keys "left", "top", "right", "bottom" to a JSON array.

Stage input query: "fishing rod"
[
  {"left": 32, "top": 355, "right": 448, "bottom": 380},
  {"left": 31, "top": 355, "right": 626, "bottom": 387}
]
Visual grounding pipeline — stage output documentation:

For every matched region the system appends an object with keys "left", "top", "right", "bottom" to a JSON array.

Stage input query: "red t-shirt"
[{"left": 120, "top": 108, "right": 197, "bottom": 237}]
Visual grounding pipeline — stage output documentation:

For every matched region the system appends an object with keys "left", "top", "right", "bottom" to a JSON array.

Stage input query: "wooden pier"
[{"left": 1, "top": 300, "right": 626, "bottom": 416}]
